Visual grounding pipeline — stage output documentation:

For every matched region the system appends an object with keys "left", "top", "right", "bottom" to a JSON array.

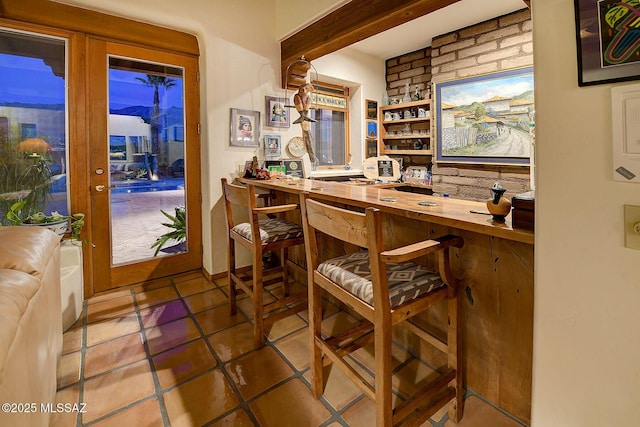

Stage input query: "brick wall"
[{"left": 385, "top": 8, "right": 533, "bottom": 201}]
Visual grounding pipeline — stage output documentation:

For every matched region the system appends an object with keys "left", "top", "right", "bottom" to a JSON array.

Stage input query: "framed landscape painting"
[{"left": 434, "top": 67, "right": 534, "bottom": 165}]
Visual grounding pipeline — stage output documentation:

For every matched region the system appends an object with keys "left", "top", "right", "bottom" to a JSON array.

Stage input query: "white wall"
[{"left": 532, "top": 1, "right": 640, "bottom": 426}]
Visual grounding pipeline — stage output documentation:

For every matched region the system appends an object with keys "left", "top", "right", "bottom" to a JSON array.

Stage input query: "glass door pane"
[
  {"left": 0, "top": 29, "right": 68, "bottom": 225},
  {"left": 107, "top": 57, "right": 187, "bottom": 265}
]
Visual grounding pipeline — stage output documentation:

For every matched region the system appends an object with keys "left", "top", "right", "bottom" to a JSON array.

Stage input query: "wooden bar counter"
[{"left": 240, "top": 177, "right": 534, "bottom": 424}]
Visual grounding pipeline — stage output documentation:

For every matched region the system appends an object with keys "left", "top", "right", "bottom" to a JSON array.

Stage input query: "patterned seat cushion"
[
  {"left": 316, "top": 251, "right": 445, "bottom": 308},
  {"left": 232, "top": 218, "right": 303, "bottom": 243}
]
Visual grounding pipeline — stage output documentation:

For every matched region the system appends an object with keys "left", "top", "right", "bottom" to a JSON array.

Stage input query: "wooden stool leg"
[
  {"left": 228, "top": 239, "right": 237, "bottom": 315},
  {"left": 375, "top": 322, "right": 393, "bottom": 427},
  {"left": 281, "top": 247, "right": 290, "bottom": 297},
  {"left": 448, "top": 293, "right": 464, "bottom": 422},
  {"left": 309, "top": 280, "right": 324, "bottom": 398},
  {"left": 253, "top": 259, "right": 266, "bottom": 348}
]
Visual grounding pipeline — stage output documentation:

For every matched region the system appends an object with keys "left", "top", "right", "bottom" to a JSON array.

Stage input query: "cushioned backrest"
[{"left": 0, "top": 226, "right": 61, "bottom": 279}]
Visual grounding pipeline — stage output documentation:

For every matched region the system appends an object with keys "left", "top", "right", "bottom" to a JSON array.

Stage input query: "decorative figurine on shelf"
[
  {"left": 414, "top": 85, "right": 421, "bottom": 101},
  {"left": 486, "top": 182, "right": 512, "bottom": 222},
  {"left": 244, "top": 156, "right": 270, "bottom": 180}
]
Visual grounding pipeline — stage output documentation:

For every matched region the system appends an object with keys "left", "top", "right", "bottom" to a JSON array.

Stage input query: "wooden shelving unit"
[{"left": 379, "top": 99, "right": 432, "bottom": 156}]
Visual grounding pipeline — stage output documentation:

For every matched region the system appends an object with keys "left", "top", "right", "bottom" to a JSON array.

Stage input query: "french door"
[{"left": 88, "top": 39, "right": 201, "bottom": 291}]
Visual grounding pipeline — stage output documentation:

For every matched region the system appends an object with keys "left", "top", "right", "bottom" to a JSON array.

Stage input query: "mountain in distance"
[
  {"left": 0, "top": 101, "right": 64, "bottom": 110},
  {"left": 110, "top": 105, "right": 184, "bottom": 125},
  {"left": 512, "top": 90, "right": 534, "bottom": 101}
]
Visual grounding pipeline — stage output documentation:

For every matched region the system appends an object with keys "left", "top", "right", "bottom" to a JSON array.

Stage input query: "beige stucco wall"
[
  {"left": 51, "top": 0, "right": 640, "bottom": 425},
  {"left": 532, "top": 1, "right": 640, "bottom": 426}
]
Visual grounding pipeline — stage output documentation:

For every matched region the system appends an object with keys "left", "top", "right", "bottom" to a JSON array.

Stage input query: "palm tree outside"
[{"left": 135, "top": 75, "right": 176, "bottom": 179}]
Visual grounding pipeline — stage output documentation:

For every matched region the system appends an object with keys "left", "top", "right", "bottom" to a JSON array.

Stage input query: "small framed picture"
[
  {"left": 267, "top": 164, "right": 285, "bottom": 175},
  {"left": 243, "top": 160, "right": 256, "bottom": 178},
  {"left": 366, "top": 99, "right": 378, "bottom": 120},
  {"left": 405, "top": 166, "right": 427, "bottom": 184},
  {"left": 366, "top": 120, "right": 377, "bottom": 138},
  {"left": 264, "top": 134, "right": 281, "bottom": 159},
  {"left": 265, "top": 96, "right": 289, "bottom": 128},
  {"left": 230, "top": 108, "right": 260, "bottom": 147},
  {"left": 283, "top": 159, "right": 305, "bottom": 178}
]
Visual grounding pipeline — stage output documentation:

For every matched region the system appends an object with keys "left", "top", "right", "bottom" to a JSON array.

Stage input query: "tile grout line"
[
  {"left": 131, "top": 286, "right": 173, "bottom": 427},
  {"left": 75, "top": 299, "right": 89, "bottom": 427},
  {"left": 184, "top": 277, "right": 263, "bottom": 426},
  {"left": 75, "top": 287, "right": 173, "bottom": 426}
]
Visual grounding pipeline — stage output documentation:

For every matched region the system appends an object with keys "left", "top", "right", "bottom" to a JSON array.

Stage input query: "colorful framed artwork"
[
  {"left": 434, "top": 67, "right": 534, "bottom": 165},
  {"left": 265, "top": 96, "right": 289, "bottom": 128},
  {"left": 574, "top": 0, "right": 640, "bottom": 86},
  {"left": 264, "top": 134, "right": 281, "bottom": 159},
  {"left": 230, "top": 108, "right": 260, "bottom": 147},
  {"left": 366, "top": 120, "right": 377, "bottom": 138}
]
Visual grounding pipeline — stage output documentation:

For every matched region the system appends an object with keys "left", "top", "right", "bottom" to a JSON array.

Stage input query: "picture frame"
[
  {"left": 230, "top": 108, "right": 260, "bottom": 147},
  {"left": 264, "top": 160, "right": 283, "bottom": 169},
  {"left": 366, "top": 120, "right": 377, "bottom": 139},
  {"left": 265, "top": 96, "right": 290, "bottom": 128},
  {"left": 434, "top": 67, "right": 534, "bottom": 165},
  {"left": 366, "top": 99, "right": 378, "bottom": 120},
  {"left": 264, "top": 134, "right": 281, "bottom": 159},
  {"left": 405, "top": 166, "right": 427, "bottom": 184},
  {"left": 283, "top": 159, "right": 305, "bottom": 178},
  {"left": 574, "top": 0, "right": 640, "bottom": 86},
  {"left": 243, "top": 160, "right": 256, "bottom": 178}
]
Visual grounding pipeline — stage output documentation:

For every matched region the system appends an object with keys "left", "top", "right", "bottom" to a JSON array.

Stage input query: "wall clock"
[{"left": 287, "top": 136, "right": 306, "bottom": 158}]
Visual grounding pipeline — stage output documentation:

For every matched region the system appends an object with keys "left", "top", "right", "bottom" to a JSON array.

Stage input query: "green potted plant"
[
  {"left": 1, "top": 134, "right": 88, "bottom": 243},
  {"left": 151, "top": 206, "right": 186, "bottom": 256},
  {"left": 5, "top": 200, "right": 86, "bottom": 242},
  {"left": 0, "top": 142, "right": 52, "bottom": 225}
]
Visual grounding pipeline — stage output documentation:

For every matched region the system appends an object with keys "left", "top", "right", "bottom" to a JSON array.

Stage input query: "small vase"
[
  {"left": 403, "top": 82, "right": 411, "bottom": 103},
  {"left": 486, "top": 182, "right": 512, "bottom": 222}
]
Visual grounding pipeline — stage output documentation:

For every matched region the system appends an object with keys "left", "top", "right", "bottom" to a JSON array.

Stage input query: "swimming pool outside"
[{"left": 111, "top": 177, "right": 185, "bottom": 193}]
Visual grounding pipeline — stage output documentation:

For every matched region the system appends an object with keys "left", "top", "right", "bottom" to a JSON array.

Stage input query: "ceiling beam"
[{"left": 280, "top": 0, "right": 461, "bottom": 87}]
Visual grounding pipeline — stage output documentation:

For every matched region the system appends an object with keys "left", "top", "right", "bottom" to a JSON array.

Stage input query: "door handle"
[{"left": 95, "top": 184, "right": 116, "bottom": 192}]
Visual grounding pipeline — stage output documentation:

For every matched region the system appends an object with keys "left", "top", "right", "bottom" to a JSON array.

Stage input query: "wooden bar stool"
[
  {"left": 300, "top": 194, "right": 465, "bottom": 426},
  {"left": 221, "top": 178, "right": 307, "bottom": 348}
]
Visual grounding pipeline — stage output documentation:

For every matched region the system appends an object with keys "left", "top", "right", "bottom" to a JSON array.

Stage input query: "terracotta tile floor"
[{"left": 52, "top": 272, "right": 528, "bottom": 427}]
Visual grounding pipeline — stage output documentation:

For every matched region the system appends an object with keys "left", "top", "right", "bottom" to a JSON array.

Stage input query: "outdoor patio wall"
[{"left": 385, "top": 8, "right": 533, "bottom": 201}]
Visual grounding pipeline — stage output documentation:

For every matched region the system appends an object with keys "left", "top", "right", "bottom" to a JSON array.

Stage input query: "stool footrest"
[{"left": 393, "top": 369, "right": 456, "bottom": 424}]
